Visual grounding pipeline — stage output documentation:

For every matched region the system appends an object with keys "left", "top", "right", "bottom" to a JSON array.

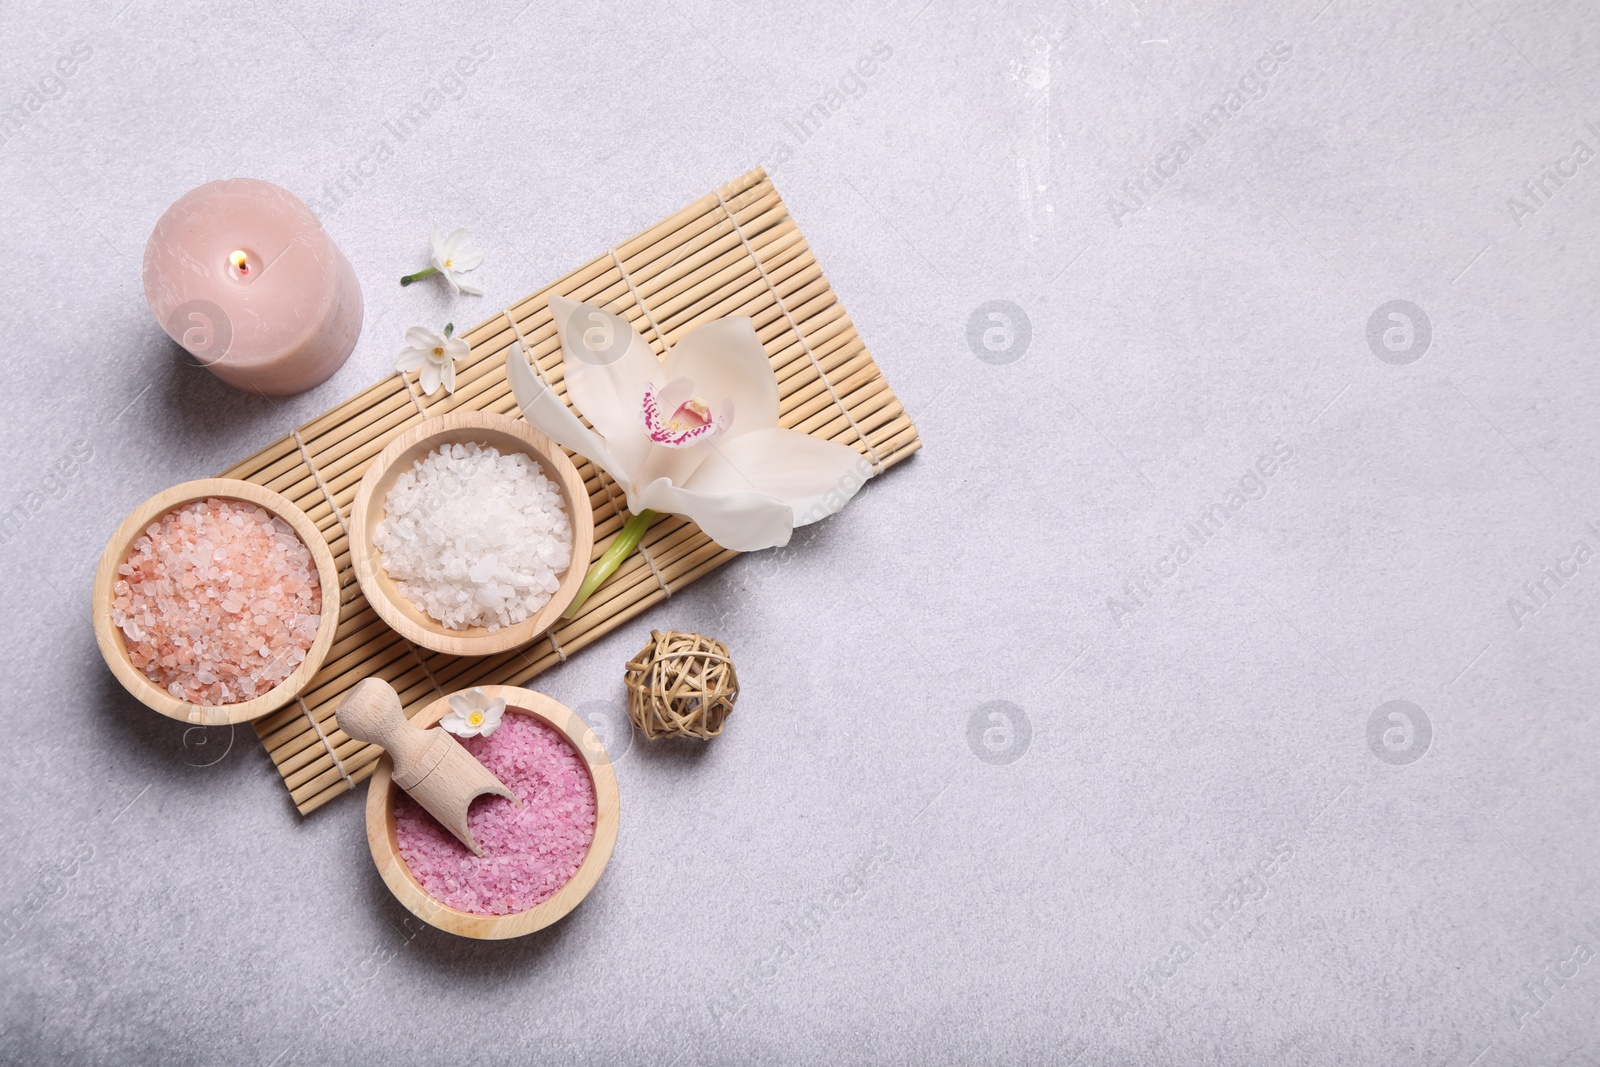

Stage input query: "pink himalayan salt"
[
  {"left": 112, "top": 498, "right": 322, "bottom": 706},
  {"left": 395, "top": 712, "right": 597, "bottom": 916}
]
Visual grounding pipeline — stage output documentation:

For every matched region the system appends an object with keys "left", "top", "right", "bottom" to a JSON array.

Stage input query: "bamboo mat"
[{"left": 223, "top": 168, "right": 922, "bottom": 815}]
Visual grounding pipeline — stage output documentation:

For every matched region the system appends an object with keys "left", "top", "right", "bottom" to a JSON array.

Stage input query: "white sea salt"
[{"left": 374, "top": 442, "right": 573, "bottom": 631}]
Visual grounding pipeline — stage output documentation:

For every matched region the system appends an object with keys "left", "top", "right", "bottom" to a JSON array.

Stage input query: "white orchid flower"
[
  {"left": 510, "top": 296, "right": 869, "bottom": 557},
  {"left": 440, "top": 687, "right": 506, "bottom": 738},
  {"left": 399, "top": 224, "right": 485, "bottom": 295},
  {"left": 395, "top": 323, "right": 468, "bottom": 396}
]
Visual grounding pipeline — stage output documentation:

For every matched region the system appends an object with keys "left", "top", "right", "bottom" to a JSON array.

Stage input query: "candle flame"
[{"left": 229, "top": 250, "right": 250, "bottom": 274}]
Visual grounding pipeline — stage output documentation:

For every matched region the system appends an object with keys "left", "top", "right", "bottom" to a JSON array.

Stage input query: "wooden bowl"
[
  {"left": 364, "top": 685, "right": 619, "bottom": 939},
  {"left": 92, "top": 478, "right": 341, "bottom": 726},
  {"left": 349, "top": 412, "right": 593, "bottom": 656}
]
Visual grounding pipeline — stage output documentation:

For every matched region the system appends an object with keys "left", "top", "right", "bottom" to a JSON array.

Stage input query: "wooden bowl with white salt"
[
  {"left": 92, "top": 478, "right": 341, "bottom": 726},
  {"left": 349, "top": 411, "right": 594, "bottom": 656}
]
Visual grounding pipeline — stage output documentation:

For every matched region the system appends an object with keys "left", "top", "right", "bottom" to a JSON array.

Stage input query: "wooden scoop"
[{"left": 337, "top": 678, "right": 518, "bottom": 856}]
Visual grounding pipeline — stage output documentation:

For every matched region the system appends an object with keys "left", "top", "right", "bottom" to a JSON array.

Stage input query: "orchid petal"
[
  {"left": 420, "top": 360, "right": 442, "bottom": 396},
  {"left": 633, "top": 477, "right": 795, "bottom": 552},
  {"left": 548, "top": 295, "right": 663, "bottom": 444},
  {"left": 405, "top": 326, "right": 441, "bottom": 349},
  {"left": 635, "top": 436, "right": 718, "bottom": 490},
  {"left": 441, "top": 359, "right": 457, "bottom": 395},
  {"left": 507, "top": 342, "right": 634, "bottom": 495},
  {"left": 660, "top": 317, "right": 780, "bottom": 434},
  {"left": 687, "top": 428, "right": 871, "bottom": 527},
  {"left": 429, "top": 222, "right": 446, "bottom": 263},
  {"left": 448, "top": 693, "right": 475, "bottom": 717},
  {"left": 454, "top": 276, "right": 483, "bottom": 296}
]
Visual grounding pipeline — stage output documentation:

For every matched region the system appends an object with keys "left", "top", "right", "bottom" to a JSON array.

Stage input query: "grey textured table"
[{"left": 3, "top": 1, "right": 1598, "bottom": 1064}]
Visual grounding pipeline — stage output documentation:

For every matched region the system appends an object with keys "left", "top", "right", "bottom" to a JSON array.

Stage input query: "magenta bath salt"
[
  {"left": 394, "top": 712, "right": 597, "bottom": 915},
  {"left": 112, "top": 498, "right": 323, "bottom": 705}
]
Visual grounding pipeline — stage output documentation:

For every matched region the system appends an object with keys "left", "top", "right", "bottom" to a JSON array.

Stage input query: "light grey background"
[{"left": 2, "top": 0, "right": 1598, "bottom": 1063}]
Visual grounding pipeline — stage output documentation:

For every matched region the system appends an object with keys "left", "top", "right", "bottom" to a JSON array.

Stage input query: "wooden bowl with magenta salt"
[
  {"left": 362, "top": 685, "right": 620, "bottom": 939},
  {"left": 92, "top": 478, "right": 341, "bottom": 726},
  {"left": 349, "top": 411, "right": 593, "bottom": 657}
]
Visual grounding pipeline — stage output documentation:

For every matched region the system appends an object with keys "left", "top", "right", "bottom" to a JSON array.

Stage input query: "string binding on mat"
[
  {"left": 300, "top": 697, "right": 354, "bottom": 790},
  {"left": 502, "top": 309, "right": 553, "bottom": 390},
  {"left": 291, "top": 429, "right": 351, "bottom": 539},
  {"left": 639, "top": 545, "right": 671, "bottom": 596},
  {"left": 408, "top": 643, "right": 444, "bottom": 698},
  {"left": 714, "top": 190, "right": 884, "bottom": 475},
  {"left": 396, "top": 370, "right": 428, "bottom": 417},
  {"left": 610, "top": 248, "right": 670, "bottom": 354}
]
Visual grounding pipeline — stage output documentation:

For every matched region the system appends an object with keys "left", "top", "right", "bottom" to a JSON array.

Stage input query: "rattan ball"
[{"left": 623, "top": 630, "right": 739, "bottom": 740}]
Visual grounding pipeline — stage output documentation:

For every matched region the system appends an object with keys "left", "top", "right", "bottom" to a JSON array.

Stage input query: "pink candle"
[{"left": 143, "top": 179, "right": 362, "bottom": 396}]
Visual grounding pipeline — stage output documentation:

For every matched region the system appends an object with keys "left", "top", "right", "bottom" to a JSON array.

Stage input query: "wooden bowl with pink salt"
[
  {"left": 364, "top": 685, "right": 620, "bottom": 939},
  {"left": 92, "top": 478, "right": 340, "bottom": 726}
]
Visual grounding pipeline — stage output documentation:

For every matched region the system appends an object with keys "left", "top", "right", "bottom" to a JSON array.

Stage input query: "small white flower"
[
  {"left": 395, "top": 324, "right": 469, "bottom": 396},
  {"left": 440, "top": 687, "right": 506, "bottom": 738},
  {"left": 429, "top": 223, "right": 485, "bottom": 296}
]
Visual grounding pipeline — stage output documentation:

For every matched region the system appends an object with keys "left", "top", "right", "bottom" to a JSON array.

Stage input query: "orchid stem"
[
  {"left": 563, "top": 510, "right": 659, "bottom": 619},
  {"left": 400, "top": 266, "right": 438, "bottom": 286}
]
